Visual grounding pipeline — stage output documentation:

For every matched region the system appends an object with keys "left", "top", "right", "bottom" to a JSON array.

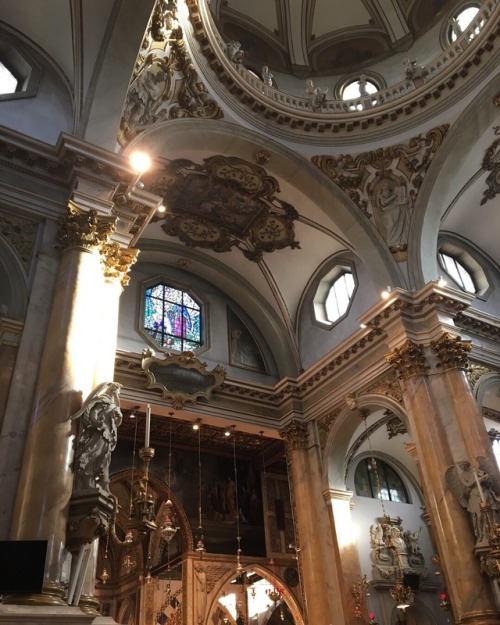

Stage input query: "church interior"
[{"left": 0, "top": 1, "right": 499, "bottom": 624}]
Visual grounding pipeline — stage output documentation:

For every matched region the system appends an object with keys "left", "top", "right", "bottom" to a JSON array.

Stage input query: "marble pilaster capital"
[
  {"left": 58, "top": 204, "right": 116, "bottom": 252},
  {"left": 323, "top": 488, "right": 353, "bottom": 503},
  {"left": 430, "top": 333, "right": 471, "bottom": 371},
  {"left": 100, "top": 242, "right": 140, "bottom": 286},
  {"left": 385, "top": 339, "right": 428, "bottom": 380},
  {"left": 280, "top": 420, "right": 309, "bottom": 451}
]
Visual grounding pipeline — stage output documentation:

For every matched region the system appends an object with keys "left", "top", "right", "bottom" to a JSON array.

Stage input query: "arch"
[
  {"left": 323, "top": 394, "right": 411, "bottom": 491},
  {"left": 473, "top": 372, "right": 500, "bottom": 410},
  {"left": 0, "top": 233, "right": 29, "bottom": 319},
  {"left": 206, "top": 563, "right": 305, "bottom": 625},
  {"left": 408, "top": 76, "right": 500, "bottom": 290}
]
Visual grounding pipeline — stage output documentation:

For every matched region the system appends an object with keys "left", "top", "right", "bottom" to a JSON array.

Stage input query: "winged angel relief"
[{"left": 446, "top": 457, "right": 500, "bottom": 544}]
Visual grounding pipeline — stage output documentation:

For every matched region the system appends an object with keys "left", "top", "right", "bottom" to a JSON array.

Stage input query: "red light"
[
  {"left": 440, "top": 593, "right": 447, "bottom": 600},
  {"left": 369, "top": 613, "right": 375, "bottom": 619}
]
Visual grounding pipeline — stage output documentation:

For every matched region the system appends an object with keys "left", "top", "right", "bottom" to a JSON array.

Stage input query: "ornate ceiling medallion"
[
  {"left": 312, "top": 125, "right": 448, "bottom": 262},
  {"left": 148, "top": 156, "right": 300, "bottom": 261}
]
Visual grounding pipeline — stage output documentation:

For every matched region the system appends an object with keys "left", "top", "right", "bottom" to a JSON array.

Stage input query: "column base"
[
  {"left": 1, "top": 582, "right": 66, "bottom": 606},
  {"left": 0, "top": 604, "right": 95, "bottom": 624},
  {"left": 79, "top": 594, "right": 100, "bottom": 616}
]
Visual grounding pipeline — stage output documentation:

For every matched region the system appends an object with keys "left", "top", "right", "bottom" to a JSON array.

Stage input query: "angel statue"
[
  {"left": 445, "top": 458, "right": 500, "bottom": 544},
  {"left": 70, "top": 382, "right": 123, "bottom": 492}
]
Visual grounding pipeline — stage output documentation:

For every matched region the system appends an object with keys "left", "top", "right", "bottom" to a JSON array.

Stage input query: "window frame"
[
  {"left": 0, "top": 35, "right": 41, "bottom": 102},
  {"left": 313, "top": 261, "right": 358, "bottom": 329},
  {"left": 440, "top": 2, "right": 481, "bottom": 48},
  {"left": 140, "top": 277, "right": 206, "bottom": 353},
  {"left": 437, "top": 238, "right": 491, "bottom": 299},
  {"left": 354, "top": 456, "right": 411, "bottom": 504}
]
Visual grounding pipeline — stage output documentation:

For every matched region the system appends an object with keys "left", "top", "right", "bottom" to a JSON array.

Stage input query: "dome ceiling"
[{"left": 210, "top": 0, "right": 461, "bottom": 75}]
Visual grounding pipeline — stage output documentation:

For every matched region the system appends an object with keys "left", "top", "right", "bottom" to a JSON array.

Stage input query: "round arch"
[
  {"left": 407, "top": 76, "right": 500, "bottom": 290},
  {"left": 0, "top": 233, "right": 28, "bottom": 319},
  {"left": 323, "top": 394, "right": 411, "bottom": 491},
  {"left": 206, "top": 563, "right": 305, "bottom": 625}
]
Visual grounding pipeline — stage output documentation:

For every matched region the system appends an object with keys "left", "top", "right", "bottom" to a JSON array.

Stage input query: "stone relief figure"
[
  {"left": 71, "top": 382, "right": 123, "bottom": 492},
  {"left": 446, "top": 458, "right": 500, "bottom": 544},
  {"left": 194, "top": 564, "right": 207, "bottom": 624},
  {"left": 305, "top": 79, "right": 328, "bottom": 112},
  {"left": 373, "top": 181, "right": 410, "bottom": 249},
  {"left": 358, "top": 74, "right": 369, "bottom": 96},
  {"left": 370, "top": 518, "right": 426, "bottom": 580},
  {"left": 262, "top": 66, "right": 274, "bottom": 87},
  {"left": 226, "top": 40, "right": 244, "bottom": 64}
]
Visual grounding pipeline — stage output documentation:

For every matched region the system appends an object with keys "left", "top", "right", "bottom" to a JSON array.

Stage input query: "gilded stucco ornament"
[
  {"left": 363, "top": 370, "right": 404, "bottom": 404},
  {"left": 317, "top": 407, "right": 342, "bottom": 452},
  {"left": 147, "top": 155, "right": 300, "bottom": 261},
  {"left": 141, "top": 347, "right": 226, "bottom": 409},
  {"left": 0, "top": 212, "right": 38, "bottom": 271},
  {"left": 430, "top": 333, "right": 471, "bottom": 371},
  {"left": 467, "top": 363, "right": 492, "bottom": 388},
  {"left": 58, "top": 205, "right": 117, "bottom": 251},
  {"left": 118, "top": 0, "right": 222, "bottom": 147},
  {"left": 385, "top": 340, "right": 428, "bottom": 380},
  {"left": 312, "top": 125, "right": 449, "bottom": 262},
  {"left": 280, "top": 420, "right": 309, "bottom": 451},
  {"left": 100, "top": 242, "right": 140, "bottom": 287}
]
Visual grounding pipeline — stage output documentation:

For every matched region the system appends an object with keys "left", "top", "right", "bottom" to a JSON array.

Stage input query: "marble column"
[
  {"left": 78, "top": 242, "right": 139, "bottom": 613},
  {"left": 8, "top": 205, "right": 117, "bottom": 604},
  {"left": 280, "top": 420, "right": 346, "bottom": 625},
  {"left": 386, "top": 336, "right": 500, "bottom": 625}
]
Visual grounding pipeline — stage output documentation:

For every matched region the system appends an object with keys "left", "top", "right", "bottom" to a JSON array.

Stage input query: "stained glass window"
[{"left": 144, "top": 284, "right": 202, "bottom": 351}]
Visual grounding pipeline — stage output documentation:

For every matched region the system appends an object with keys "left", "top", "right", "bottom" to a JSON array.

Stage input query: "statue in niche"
[
  {"left": 71, "top": 382, "right": 123, "bottom": 492},
  {"left": 305, "top": 79, "right": 328, "bottom": 112},
  {"left": 373, "top": 180, "right": 410, "bottom": 249},
  {"left": 194, "top": 564, "right": 207, "bottom": 624},
  {"left": 446, "top": 458, "right": 500, "bottom": 544}
]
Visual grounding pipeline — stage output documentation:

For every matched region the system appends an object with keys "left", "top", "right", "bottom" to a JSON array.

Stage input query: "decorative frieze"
[
  {"left": 0, "top": 211, "right": 39, "bottom": 271},
  {"left": 100, "top": 242, "right": 140, "bottom": 287},
  {"left": 280, "top": 420, "right": 309, "bottom": 451},
  {"left": 317, "top": 408, "right": 342, "bottom": 452},
  {"left": 58, "top": 205, "right": 116, "bottom": 252},
  {"left": 480, "top": 136, "right": 500, "bottom": 206},
  {"left": 385, "top": 340, "right": 428, "bottom": 380},
  {"left": 430, "top": 333, "right": 471, "bottom": 371}
]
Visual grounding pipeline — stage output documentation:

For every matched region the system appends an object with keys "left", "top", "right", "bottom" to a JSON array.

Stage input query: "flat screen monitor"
[{"left": 0, "top": 540, "right": 47, "bottom": 594}]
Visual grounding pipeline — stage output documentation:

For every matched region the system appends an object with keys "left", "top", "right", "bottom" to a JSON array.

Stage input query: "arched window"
[
  {"left": 313, "top": 264, "right": 357, "bottom": 326},
  {"left": 448, "top": 5, "right": 480, "bottom": 42},
  {"left": 144, "top": 283, "right": 202, "bottom": 351},
  {"left": 355, "top": 457, "right": 409, "bottom": 503},
  {"left": 438, "top": 251, "right": 476, "bottom": 293}
]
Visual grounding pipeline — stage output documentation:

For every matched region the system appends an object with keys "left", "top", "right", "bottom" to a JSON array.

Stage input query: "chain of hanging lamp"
[
  {"left": 195, "top": 422, "right": 206, "bottom": 557},
  {"left": 232, "top": 427, "right": 243, "bottom": 576}
]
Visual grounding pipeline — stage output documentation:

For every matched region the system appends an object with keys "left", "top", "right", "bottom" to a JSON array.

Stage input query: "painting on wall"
[{"left": 227, "top": 307, "right": 268, "bottom": 374}]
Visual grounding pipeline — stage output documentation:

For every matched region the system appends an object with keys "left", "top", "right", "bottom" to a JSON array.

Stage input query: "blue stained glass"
[{"left": 144, "top": 283, "right": 202, "bottom": 350}]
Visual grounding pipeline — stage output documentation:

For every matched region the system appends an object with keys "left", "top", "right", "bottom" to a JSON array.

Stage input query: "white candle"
[
  {"left": 472, "top": 468, "right": 486, "bottom": 504},
  {"left": 145, "top": 404, "right": 151, "bottom": 448}
]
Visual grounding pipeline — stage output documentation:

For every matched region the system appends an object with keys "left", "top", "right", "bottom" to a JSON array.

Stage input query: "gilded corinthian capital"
[
  {"left": 280, "top": 420, "right": 309, "bottom": 451},
  {"left": 431, "top": 333, "right": 471, "bottom": 371},
  {"left": 58, "top": 204, "right": 117, "bottom": 251},
  {"left": 385, "top": 340, "right": 428, "bottom": 380},
  {"left": 100, "top": 242, "right": 139, "bottom": 287}
]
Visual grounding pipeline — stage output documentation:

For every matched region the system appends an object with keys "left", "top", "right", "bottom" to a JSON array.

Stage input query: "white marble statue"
[{"left": 305, "top": 79, "right": 328, "bottom": 112}]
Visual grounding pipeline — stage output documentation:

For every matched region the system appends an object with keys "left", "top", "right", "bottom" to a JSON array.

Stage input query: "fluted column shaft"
[
  {"left": 387, "top": 335, "right": 500, "bottom": 625},
  {"left": 281, "top": 421, "right": 345, "bottom": 625}
]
